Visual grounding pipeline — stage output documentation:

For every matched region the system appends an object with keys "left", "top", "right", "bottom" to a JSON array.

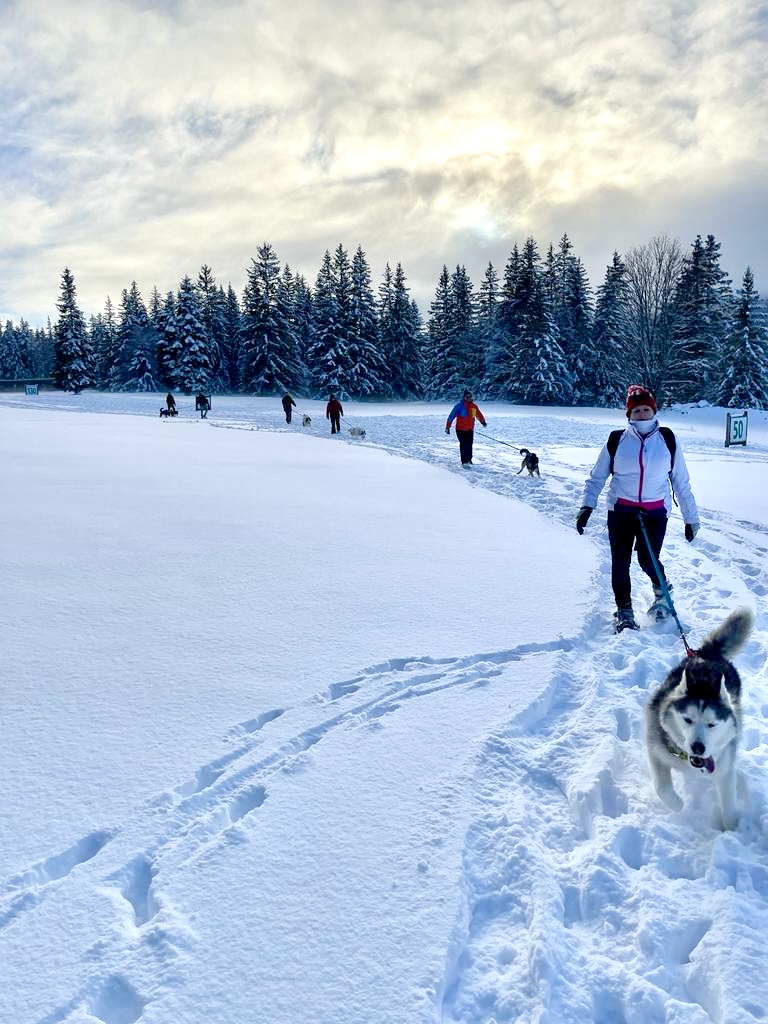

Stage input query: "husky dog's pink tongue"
[{"left": 690, "top": 754, "right": 716, "bottom": 774}]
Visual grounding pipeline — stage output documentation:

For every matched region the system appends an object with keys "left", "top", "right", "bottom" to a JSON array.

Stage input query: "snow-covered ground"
[{"left": 2, "top": 390, "right": 767, "bottom": 1024}]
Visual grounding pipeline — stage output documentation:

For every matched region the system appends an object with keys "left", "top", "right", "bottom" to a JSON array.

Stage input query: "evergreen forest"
[{"left": 2, "top": 233, "right": 767, "bottom": 408}]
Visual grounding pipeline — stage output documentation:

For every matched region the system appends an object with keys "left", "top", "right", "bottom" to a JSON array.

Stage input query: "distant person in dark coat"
[
  {"left": 196, "top": 392, "right": 210, "bottom": 419},
  {"left": 326, "top": 394, "right": 344, "bottom": 434},
  {"left": 165, "top": 393, "right": 176, "bottom": 415},
  {"left": 282, "top": 393, "right": 297, "bottom": 423}
]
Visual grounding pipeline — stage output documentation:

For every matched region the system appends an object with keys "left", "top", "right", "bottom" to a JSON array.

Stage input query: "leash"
[
  {"left": 635, "top": 511, "right": 697, "bottom": 657},
  {"left": 481, "top": 433, "right": 523, "bottom": 452}
]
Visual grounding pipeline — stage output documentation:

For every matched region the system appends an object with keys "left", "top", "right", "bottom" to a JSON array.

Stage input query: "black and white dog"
[
  {"left": 517, "top": 448, "right": 540, "bottom": 476},
  {"left": 348, "top": 427, "right": 366, "bottom": 439},
  {"left": 302, "top": 414, "right": 312, "bottom": 427},
  {"left": 645, "top": 608, "right": 753, "bottom": 830}
]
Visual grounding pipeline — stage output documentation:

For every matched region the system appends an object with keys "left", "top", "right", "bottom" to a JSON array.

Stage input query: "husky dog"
[
  {"left": 348, "top": 427, "right": 366, "bottom": 438},
  {"left": 516, "top": 448, "right": 540, "bottom": 477},
  {"left": 645, "top": 608, "right": 753, "bottom": 830},
  {"left": 302, "top": 414, "right": 312, "bottom": 427}
]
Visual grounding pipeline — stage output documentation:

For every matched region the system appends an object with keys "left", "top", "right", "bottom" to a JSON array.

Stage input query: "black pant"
[
  {"left": 284, "top": 409, "right": 292, "bottom": 423},
  {"left": 456, "top": 428, "right": 474, "bottom": 464},
  {"left": 607, "top": 506, "right": 667, "bottom": 609},
  {"left": 330, "top": 414, "right": 341, "bottom": 433}
]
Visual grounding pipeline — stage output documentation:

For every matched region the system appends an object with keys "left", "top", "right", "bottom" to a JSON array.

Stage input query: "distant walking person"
[
  {"left": 326, "top": 394, "right": 344, "bottom": 434},
  {"left": 165, "top": 392, "right": 176, "bottom": 415},
  {"left": 196, "top": 392, "right": 210, "bottom": 419},
  {"left": 445, "top": 389, "right": 487, "bottom": 466},
  {"left": 282, "top": 393, "right": 297, "bottom": 423}
]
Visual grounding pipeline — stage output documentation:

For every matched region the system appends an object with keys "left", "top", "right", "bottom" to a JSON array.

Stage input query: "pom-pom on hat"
[{"left": 625, "top": 384, "right": 657, "bottom": 417}]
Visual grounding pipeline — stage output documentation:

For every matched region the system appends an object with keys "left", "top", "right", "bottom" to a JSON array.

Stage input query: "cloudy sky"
[{"left": 1, "top": 0, "right": 767, "bottom": 326}]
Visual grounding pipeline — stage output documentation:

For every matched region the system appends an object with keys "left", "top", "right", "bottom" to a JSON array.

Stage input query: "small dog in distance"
[
  {"left": 517, "top": 448, "right": 540, "bottom": 476},
  {"left": 302, "top": 414, "right": 312, "bottom": 427},
  {"left": 348, "top": 427, "right": 366, "bottom": 439}
]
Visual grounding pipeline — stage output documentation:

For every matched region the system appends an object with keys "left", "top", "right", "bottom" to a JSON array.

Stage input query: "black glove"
[
  {"left": 685, "top": 523, "right": 699, "bottom": 542},
  {"left": 445, "top": 426, "right": 450, "bottom": 435},
  {"left": 576, "top": 507, "right": 593, "bottom": 535}
]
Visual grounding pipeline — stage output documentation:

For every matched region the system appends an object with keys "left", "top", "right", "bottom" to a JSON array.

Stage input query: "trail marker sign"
[{"left": 725, "top": 411, "right": 748, "bottom": 447}]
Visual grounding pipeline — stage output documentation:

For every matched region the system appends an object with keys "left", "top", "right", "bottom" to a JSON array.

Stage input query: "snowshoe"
[
  {"left": 647, "top": 583, "right": 672, "bottom": 622},
  {"left": 613, "top": 607, "right": 640, "bottom": 633}
]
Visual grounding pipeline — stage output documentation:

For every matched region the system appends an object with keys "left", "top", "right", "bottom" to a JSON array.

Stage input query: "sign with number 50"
[{"left": 725, "top": 411, "right": 748, "bottom": 447}]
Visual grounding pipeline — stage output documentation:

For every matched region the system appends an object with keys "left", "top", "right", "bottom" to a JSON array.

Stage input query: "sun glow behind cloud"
[{"left": 0, "top": 0, "right": 766, "bottom": 323}]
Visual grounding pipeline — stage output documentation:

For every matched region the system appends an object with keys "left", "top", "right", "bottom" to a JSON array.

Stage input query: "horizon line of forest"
[{"left": 2, "top": 231, "right": 767, "bottom": 409}]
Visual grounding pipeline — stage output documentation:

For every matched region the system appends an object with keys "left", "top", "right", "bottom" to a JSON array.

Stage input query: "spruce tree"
[
  {"left": 378, "top": 262, "right": 423, "bottom": 398},
  {"left": 716, "top": 268, "right": 768, "bottom": 409},
  {"left": 240, "top": 243, "right": 303, "bottom": 394},
  {"left": 348, "top": 246, "right": 388, "bottom": 397},
  {"left": 52, "top": 267, "right": 93, "bottom": 392},
  {"left": 306, "top": 250, "right": 344, "bottom": 396},
  {"left": 478, "top": 262, "right": 502, "bottom": 395},
  {"left": 175, "top": 275, "right": 212, "bottom": 392},
  {"left": 508, "top": 239, "right": 571, "bottom": 405},
  {"left": 671, "top": 234, "right": 732, "bottom": 402},
  {"left": 590, "top": 253, "right": 631, "bottom": 407},
  {"left": 485, "top": 245, "right": 522, "bottom": 398},
  {"left": 221, "top": 284, "right": 243, "bottom": 391},
  {"left": 0, "top": 320, "right": 31, "bottom": 379}
]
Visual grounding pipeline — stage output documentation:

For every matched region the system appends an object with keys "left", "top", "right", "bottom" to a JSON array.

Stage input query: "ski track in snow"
[{"left": 5, "top": 402, "right": 768, "bottom": 1024}]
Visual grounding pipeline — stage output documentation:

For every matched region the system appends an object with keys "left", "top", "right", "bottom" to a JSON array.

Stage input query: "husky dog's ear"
[{"left": 669, "top": 667, "right": 689, "bottom": 700}]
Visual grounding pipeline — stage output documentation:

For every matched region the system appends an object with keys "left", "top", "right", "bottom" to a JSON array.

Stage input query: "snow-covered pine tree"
[
  {"left": 155, "top": 291, "right": 181, "bottom": 388},
  {"left": 27, "top": 323, "right": 54, "bottom": 378},
  {"left": 347, "top": 246, "right": 388, "bottom": 397},
  {"left": 52, "top": 268, "right": 94, "bottom": 392},
  {"left": 175, "top": 275, "right": 212, "bottom": 393},
  {"left": 484, "top": 245, "right": 522, "bottom": 398},
  {"left": 92, "top": 297, "right": 119, "bottom": 389},
  {"left": 508, "top": 238, "right": 571, "bottom": 405},
  {"left": 106, "top": 283, "right": 157, "bottom": 391},
  {"left": 590, "top": 252, "right": 631, "bottom": 407},
  {"left": 715, "top": 267, "right": 768, "bottom": 409},
  {"left": 477, "top": 262, "right": 503, "bottom": 395},
  {"left": 305, "top": 250, "right": 345, "bottom": 397},
  {"left": 240, "top": 243, "right": 303, "bottom": 394},
  {"left": 197, "top": 265, "right": 228, "bottom": 390},
  {"left": 220, "top": 284, "right": 243, "bottom": 391},
  {"left": 378, "top": 262, "right": 423, "bottom": 398},
  {"left": 670, "top": 234, "right": 733, "bottom": 402},
  {"left": 288, "top": 273, "right": 313, "bottom": 386},
  {"left": 424, "top": 265, "right": 479, "bottom": 397},
  {"left": 0, "top": 320, "right": 31, "bottom": 379}
]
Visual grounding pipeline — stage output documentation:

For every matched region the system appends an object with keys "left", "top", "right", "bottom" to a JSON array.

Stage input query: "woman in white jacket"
[{"left": 575, "top": 385, "right": 700, "bottom": 632}]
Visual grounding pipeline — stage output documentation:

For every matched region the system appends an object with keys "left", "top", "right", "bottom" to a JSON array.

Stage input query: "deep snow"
[{"left": 1, "top": 391, "right": 767, "bottom": 1024}]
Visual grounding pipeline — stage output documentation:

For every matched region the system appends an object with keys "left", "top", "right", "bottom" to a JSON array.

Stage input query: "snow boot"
[
  {"left": 613, "top": 606, "right": 640, "bottom": 633},
  {"left": 647, "top": 583, "right": 672, "bottom": 621}
]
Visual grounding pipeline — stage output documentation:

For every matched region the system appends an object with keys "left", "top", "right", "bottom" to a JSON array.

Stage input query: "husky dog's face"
[{"left": 662, "top": 667, "right": 738, "bottom": 772}]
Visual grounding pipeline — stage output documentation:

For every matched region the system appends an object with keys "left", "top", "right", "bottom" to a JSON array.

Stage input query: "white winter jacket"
[{"left": 580, "top": 421, "right": 699, "bottom": 525}]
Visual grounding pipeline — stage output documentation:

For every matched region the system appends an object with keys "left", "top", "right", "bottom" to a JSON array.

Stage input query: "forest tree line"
[{"left": 1, "top": 232, "right": 767, "bottom": 408}]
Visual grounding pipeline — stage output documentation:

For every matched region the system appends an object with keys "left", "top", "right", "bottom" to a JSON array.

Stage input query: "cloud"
[{"left": 1, "top": 0, "right": 766, "bottom": 324}]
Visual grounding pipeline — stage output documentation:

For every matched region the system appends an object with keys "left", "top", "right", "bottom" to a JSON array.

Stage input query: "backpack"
[{"left": 607, "top": 426, "right": 676, "bottom": 474}]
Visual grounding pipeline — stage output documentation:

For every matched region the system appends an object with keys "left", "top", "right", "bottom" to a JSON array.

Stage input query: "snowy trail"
[
  {"left": 3, "top": 393, "right": 768, "bottom": 1023},
  {"left": 348, "top": 408, "right": 768, "bottom": 1022}
]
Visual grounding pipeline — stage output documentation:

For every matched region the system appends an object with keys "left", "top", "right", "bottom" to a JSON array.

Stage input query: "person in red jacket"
[
  {"left": 445, "top": 389, "right": 487, "bottom": 466},
  {"left": 326, "top": 394, "right": 344, "bottom": 434}
]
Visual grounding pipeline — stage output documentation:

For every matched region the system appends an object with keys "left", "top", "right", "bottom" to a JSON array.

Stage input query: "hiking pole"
[{"left": 635, "top": 511, "right": 696, "bottom": 656}]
